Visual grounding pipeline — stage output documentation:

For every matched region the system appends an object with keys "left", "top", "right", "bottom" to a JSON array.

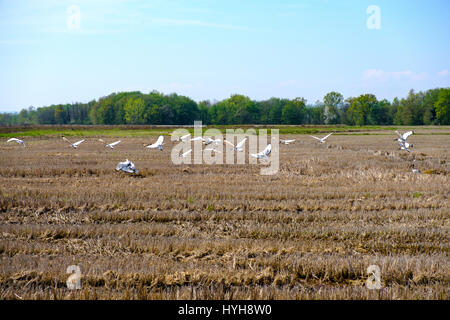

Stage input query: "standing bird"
[
  {"left": 250, "top": 144, "right": 272, "bottom": 160},
  {"left": 62, "top": 137, "right": 85, "bottom": 149},
  {"left": 116, "top": 159, "right": 139, "bottom": 173},
  {"left": 310, "top": 133, "right": 333, "bottom": 143},
  {"left": 99, "top": 139, "right": 121, "bottom": 149},
  {"left": 224, "top": 138, "right": 247, "bottom": 152},
  {"left": 7, "top": 138, "right": 26, "bottom": 147},
  {"left": 145, "top": 135, "right": 164, "bottom": 151}
]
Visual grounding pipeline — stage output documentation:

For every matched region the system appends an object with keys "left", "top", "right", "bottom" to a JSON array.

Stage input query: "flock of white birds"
[{"left": 6, "top": 130, "right": 415, "bottom": 174}]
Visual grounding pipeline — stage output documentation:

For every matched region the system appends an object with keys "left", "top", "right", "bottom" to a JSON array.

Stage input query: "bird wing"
[
  {"left": 7, "top": 138, "right": 20, "bottom": 143},
  {"left": 109, "top": 140, "right": 121, "bottom": 147},
  {"left": 323, "top": 133, "right": 333, "bottom": 140},
  {"left": 73, "top": 140, "right": 85, "bottom": 146},
  {"left": 181, "top": 134, "right": 191, "bottom": 141},
  {"left": 395, "top": 131, "right": 403, "bottom": 139},
  {"left": 284, "top": 139, "right": 295, "bottom": 143},
  {"left": 182, "top": 149, "right": 192, "bottom": 157},
  {"left": 146, "top": 136, "right": 164, "bottom": 148},
  {"left": 263, "top": 144, "right": 272, "bottom": 156},
  {"left": 98, "top": 139, "right": 105, "bottom": 143},
  {"left": 190, "top": 137, "right": 204, "bottom": 142},
  {"left": 310, "top": 135, "right": 321, "bottom": 141},
  {"left": 236, "top": 138, "right": 247, "bottom": 149},
  {"left": 155, "top": 135, "right": 164, "bottom": 145},
  {"left": 62, "top": 137, "right": 71, "bottom": 144},
  {"left": 402, "top": 131, "right": 413, "bottom": 140},
  {"left": 224, "top": 140, "right": 235, "bottom": 148},
  {"left": 116, "top": 159, "right": 130, "bottom": 171}
]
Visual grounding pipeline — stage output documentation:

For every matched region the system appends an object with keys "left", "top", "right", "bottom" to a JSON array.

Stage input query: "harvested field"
[{"left": 0, "top": 127, "right": 449, "bottom": 300}]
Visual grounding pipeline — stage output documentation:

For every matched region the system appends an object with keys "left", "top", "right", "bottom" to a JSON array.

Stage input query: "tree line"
[{"left": 1, "top": 88, "right": 449, "bottom": 126}]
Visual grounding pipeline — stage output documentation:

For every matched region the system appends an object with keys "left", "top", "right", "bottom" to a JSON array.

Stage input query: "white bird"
[
  {"left": 394, "top": 130, "right": 414, "bottom": 152},
  {"left": 395, "top": 130, "right": 414, "bottom": 143},
  {"left": 179, "top": 149, "right": 192, "bottom": 158},
  {"left": 204, "top": 138, "right": 221, "bottom": 146},
  {"left": 62, "top": 137, "right": 85, "bottom": 149},
  {"left": 7, "top": 138, "right": 26, "bottom": 147},
  {"left": 251, "top": 144, "right": 272, "bottom": 160},
  {"left": 173, "top": 133, "right": 191, "bottom": 142},
  {"left": 310, "top": 133, "right": 333, "bottom": 143},
  {"left": 224, "top": 138, "right": 247, "bottom": 151},
  {"left": 116, "top": 159, "right": 139, "bottom": 174},
  {"left": 99, "top": 139, "right": 121, "bottom": 149},
  {"left": 280, "top": 139, "right": 295, "bottom": 145},
  {"left": 399, "top": 140, "right": 412, "bottom": 152},
  {"left": 145, "top": 135, "right": 164, "bottom": 151}
]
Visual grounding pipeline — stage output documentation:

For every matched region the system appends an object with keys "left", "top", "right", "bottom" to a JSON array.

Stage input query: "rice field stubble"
[{"left": 0, "top": 128, "right": 449, "bottom": 300}]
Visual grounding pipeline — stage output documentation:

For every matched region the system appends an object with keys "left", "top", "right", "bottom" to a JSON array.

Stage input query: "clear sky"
[{"left": 1, "top": 0, "right": 449, "bottom": 112}]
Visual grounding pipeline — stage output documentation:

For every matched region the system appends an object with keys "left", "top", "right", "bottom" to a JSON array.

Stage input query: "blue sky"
[{"left": 0, "top": 0, "right": 449, "bottom": 112}]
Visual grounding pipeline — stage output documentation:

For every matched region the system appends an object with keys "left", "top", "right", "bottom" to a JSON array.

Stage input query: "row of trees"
[{"left": 1, "top": 88, "right": 449, "bottom": 126}]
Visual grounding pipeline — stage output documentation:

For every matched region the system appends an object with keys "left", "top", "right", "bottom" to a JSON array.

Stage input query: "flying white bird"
[
  {"left": 173, "top": 133, "right": 191, "bottom": 142},
  {"left": 99, "top": 139, "right": 121, "bottom": 149},
  {"left": 394, "top": 130, "right": 414, "bottom": 152},
  {"left": 204, "top": 138, "right": 221, "bottom": 146},
  {"left": 145, "top": 135, "right": 164, "bottom": 151},
  {"left": 398, "top": 140, "right": 412, "bottom": 152},
  {"left": 280, "top": 139, "right": 295, "bottom": 145},
  {"left": 395, "top": 130, "right": 414, "bottom": 143},
  {"left": 116, "top": 159, "right": 139, "bottom": 174},
  {"left": 224, "top": 138, "right": 247, "bottom": 151},
  {"left": 7, "top": 138, "right": 26, "bottom": 147},
  {"left": 251, "top": 144, "right": 272, "bottom": 160},
  {"left": 62, "top": 137, "right": 85, "bottom": 149},
  {"left": 179, "top": 149, "right": 192, "bottom": 158},
  {"left": 310, "top": 133, "right": 333, "bottom": 143}
]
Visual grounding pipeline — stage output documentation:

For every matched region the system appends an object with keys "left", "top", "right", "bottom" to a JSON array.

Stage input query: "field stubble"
[{"left": 0, "top": 130, "right": 449, "bottom": 299}]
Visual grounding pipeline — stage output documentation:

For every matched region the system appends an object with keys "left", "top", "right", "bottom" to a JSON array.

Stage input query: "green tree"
[
  {"left": 398, "top": 89, "right": 424, "bottom": 125},
  {"left": 281, "top": 97, "right": 306, "bottom": 124},
  {"left": 323, "top": 91, "right": 343, "bottom": 124},
  {"left": 347, "top": 94, "right": 378, "bottom": 125},
  {"left": 435, "top": 88, "right": 450, "bottom": 125},
  {"left": 198, "top": 100, "right": 211, "bottom": 124},
  {"left": 124, "top": 97, "right": 146, "bottom": 124},
  {"left": 422, "top": 88, "right": 441, "bottom": 124}
]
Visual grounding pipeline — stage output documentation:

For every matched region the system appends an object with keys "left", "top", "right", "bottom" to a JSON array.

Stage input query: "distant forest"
[{"left": 1, "top": 88, "right": 449, "bottom": 126}]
